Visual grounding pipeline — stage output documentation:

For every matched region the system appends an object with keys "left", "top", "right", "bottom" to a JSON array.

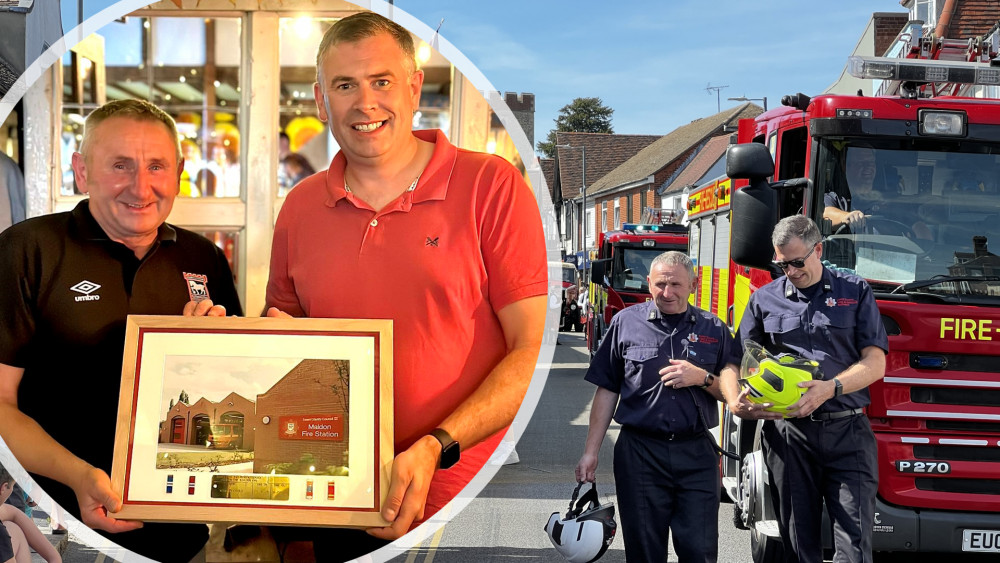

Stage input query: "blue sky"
[{"left": 65, "top": 1, "right": 907, "bottom": 142}]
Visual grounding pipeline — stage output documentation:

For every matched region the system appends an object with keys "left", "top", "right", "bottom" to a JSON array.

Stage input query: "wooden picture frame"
[{"left": 110, "top": 315, "right": 393, "bottom": 527}]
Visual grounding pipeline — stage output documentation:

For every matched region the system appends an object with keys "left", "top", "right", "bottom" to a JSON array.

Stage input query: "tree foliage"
[
  {"left": 179, "top": 390, "right": 190, "bottom": 404},
  {"left": 537, "top": 97, "right": 614, "bottom": 158}
]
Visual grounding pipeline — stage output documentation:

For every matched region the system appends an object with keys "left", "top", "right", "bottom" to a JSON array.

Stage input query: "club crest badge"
[{"left": 184, "top": 272, "right": 210, "bottom": 302}]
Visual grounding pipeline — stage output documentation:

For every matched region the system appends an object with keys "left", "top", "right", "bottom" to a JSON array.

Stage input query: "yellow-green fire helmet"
[{"left": 739, "top": 340, "right": 824, "bottom": 417}]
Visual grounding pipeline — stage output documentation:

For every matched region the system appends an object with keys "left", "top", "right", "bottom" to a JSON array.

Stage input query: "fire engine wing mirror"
[
  {"left": 590, "top": 259, "right": 610, "bottom": 284},
  {"left": 726, "top": 143, "right": 774, "bottom": 180},
  {"left": 727, "top": 144, "right": 778, "bottom": 271}
]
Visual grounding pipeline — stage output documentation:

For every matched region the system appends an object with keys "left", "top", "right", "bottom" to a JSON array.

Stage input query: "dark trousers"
[
  {"left": 614, "top": 427, "right": 719, "bottom": 563},
  {"left": 762, "top": 415, "right": 878, "bottom": 563}
]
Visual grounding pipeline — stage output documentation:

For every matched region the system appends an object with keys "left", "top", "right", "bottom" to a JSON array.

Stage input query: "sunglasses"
[{"left": 772, "top": 245, "right": 816, "bottom": 270}]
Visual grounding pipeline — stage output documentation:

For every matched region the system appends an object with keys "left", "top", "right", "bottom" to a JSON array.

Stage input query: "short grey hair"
[
  {"left": 650, "top": 251, "right": 695, "bottom": 280},
  {"left": 80, "top": 99, "right": 181, "bottom": 162},
  {"left": 316, "top": 12, "right": 416, "bottom": 82},
  {"left": 772, "top": 215, "right": 822, "bottom": 248}
]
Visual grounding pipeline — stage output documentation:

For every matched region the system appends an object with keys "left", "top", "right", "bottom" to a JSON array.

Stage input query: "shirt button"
[{"left": 370, "top": 219, "right": 378, "bottom": 227}]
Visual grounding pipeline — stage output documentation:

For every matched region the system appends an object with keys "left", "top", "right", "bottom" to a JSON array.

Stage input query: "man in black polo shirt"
[
  {"left": 576, "top": 251, "right": 739, "bottom": 563},
  {"left": 0, "top": 99, "right": 242, "bottom": 563}
]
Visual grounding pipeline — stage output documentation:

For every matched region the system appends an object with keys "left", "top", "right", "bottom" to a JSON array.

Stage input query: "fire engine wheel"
[
  {"left": 745, "top": 425, "right": 784, "bottom": 563},
  {"left": 750, "top": 521, "right": 784, "bottom": 563}
]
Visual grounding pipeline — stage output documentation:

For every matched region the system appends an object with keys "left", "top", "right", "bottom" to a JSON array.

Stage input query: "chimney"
[{"left": 974, "top": 235, "right": 988, "bottom": 257}]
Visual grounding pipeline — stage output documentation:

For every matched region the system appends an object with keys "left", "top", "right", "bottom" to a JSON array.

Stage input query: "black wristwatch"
[
  {"left": 700, "top": 372, "right": 715, "bottom": 389},
  {"left": 429, "top": 428, "right": 461, "bottom": 469},
  {"left": 833, "top": 378, "right": 844, "bottom": 398}
]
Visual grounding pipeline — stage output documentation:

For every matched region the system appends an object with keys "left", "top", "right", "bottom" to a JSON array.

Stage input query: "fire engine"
[
  {"left": 689, "top": 23, "right": 1000, "bottom": 560},
  {"left": 586, "top": 209, "right": 688, "bottom": 355}
]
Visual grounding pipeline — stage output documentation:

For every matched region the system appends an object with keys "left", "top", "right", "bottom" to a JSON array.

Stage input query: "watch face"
[{"left": 440, "top": 442, "right": 460, "bottom": 469}]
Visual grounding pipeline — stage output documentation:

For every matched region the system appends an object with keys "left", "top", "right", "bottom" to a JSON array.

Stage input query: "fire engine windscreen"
[
  {"left": 817, "top": 139, "right": 1000, "bottom": 298},
  {"left": 611, "top": 248, "right": 662, "bottom": 292}
]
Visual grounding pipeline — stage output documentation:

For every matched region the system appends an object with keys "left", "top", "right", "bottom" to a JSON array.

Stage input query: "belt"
[
  {"left": 809, "top": 407, "right": 864, "bottom": 421},
  {"left": 622, "top": 424, "right": 703, "bottom": 441}
]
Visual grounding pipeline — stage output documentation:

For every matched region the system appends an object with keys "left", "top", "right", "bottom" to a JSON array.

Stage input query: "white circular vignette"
[{"left": 0, "top": 1, "right": 563, "bottom": 561}]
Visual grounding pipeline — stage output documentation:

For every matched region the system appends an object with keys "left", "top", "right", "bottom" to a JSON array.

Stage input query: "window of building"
[
  {"left": 613, "top": 199, "right": 620, "bottom": 229},
  {"left": 62, "top": 17, "right": 243, "bottom": 199}
]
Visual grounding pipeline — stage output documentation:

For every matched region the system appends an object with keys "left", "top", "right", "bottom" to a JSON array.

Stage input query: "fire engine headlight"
[{"left": 919, "top": 110, "right": 966, "bottom": 136}]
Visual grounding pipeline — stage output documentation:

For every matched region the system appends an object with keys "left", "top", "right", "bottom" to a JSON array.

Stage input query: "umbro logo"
[
  {"left": 425, "top": 237, "right": 439, "bottom": 247},
  {"left": 71, "top": 280, "right": 101, "bottom": 302}
]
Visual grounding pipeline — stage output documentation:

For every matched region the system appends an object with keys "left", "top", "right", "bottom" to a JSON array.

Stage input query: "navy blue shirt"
[
  {"left": 585, "top": 301, "right": 740, "bottom": 434},
  {"left": 737, "top": 267, "right": 888, "bottom": 412}
]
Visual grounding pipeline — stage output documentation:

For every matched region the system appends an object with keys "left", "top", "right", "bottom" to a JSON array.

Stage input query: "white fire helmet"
[{"left": 544, "top": 482, "right": 617, "bottom": 563}]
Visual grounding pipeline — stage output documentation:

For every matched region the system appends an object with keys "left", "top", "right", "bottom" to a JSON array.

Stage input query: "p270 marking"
[{"left": 895, "top": 460, "right": 951, "bottom": 474}]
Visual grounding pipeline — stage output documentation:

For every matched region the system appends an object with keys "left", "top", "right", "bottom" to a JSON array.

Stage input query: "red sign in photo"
[{"left": 278, "top": 415, "right": 344, "bottom": 441}]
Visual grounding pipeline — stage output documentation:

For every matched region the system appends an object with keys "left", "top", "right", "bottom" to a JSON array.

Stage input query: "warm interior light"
[
  {"left": 293, "top": 16, "right": 313, "bottom": 38},
  {"left": 416, "top": 42, "right": 432, "bottom": 67}
]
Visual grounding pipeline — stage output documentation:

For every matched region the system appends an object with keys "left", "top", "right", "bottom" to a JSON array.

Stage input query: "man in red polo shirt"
[{"left": 264, "top": 11, "right": 547, "bottom": 560}]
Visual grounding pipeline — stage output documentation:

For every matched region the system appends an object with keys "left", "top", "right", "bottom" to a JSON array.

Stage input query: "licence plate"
[{"left": 963, "top": 529, "right": 1000, "bottom": 552}]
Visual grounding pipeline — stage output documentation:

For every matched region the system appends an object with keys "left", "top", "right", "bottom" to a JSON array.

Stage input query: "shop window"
[
  {"left": 61, "top": 16, "right": 242, "bottom": 199},
  {"left": 193, "top": 229, "right": 240, "bottom": 284}
]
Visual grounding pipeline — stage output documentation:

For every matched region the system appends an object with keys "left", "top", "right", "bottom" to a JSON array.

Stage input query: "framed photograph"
[{"left": 110, "top": 315, "right": 393, "bottom": 527}]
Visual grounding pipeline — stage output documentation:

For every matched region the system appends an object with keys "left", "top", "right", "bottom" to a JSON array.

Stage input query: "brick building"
[
  {"left": 586, "top": 103, "right": 762, "bottom": 236},
  {"left": 550, "top": 131, "right": 660, "bottom": 259},
  {"left": 160, "top": 391, "right": 256, "bottom": 450},
  {"left": 252, "top": 359, "right": 350, "bottom": 475},
  {"left": 659, "top": 135, "right": 732, "bottom": 218},
  {"left": 158, "top": 358, "right": 350, "bottom": 475}
]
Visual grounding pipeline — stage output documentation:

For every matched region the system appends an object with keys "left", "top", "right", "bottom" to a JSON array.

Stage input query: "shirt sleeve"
[
  {"left": 854, "top": 279, "right": 889, "bottom": 353},
  {"left": 716, "top": 321, "right": 742, "bottom": 370},
  {"left": 0, "top": 519, "right": 14, "bottom": 562},
  {"left": 265, "top": 201, "right": 306, "bottom": 317},
  {"left": 736, "top": 293, "right": 765, "bottom": 357},
  {"left": 824, "top": 191, "right": 843, "bottom": 209},
  {"left": 584, "top": 314, "right": 624, "bottom": 393},
  {"left": 477, "top": 157, "right": 548, "bottom": 312},
  {"left": 0, "top": 228, "right": 37, "bottom": 368}
]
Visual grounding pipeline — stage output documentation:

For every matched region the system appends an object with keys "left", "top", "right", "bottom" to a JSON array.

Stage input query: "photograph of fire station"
[{"left": 156, "top": 358, "right": 351, "bottom": 477}]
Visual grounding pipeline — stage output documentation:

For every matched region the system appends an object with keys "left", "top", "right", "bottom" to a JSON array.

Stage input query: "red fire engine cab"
[
  {"left": 693, "top": 24, "right": 1000, "bottom": 560},
  {"left": 586, "top": 211, "right": 688, "bottom": 355}
]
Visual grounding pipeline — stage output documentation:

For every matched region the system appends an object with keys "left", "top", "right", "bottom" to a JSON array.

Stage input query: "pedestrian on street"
[
  {"left": 264, "top": 11, "right": 547, "bottom": 561},
  {"left": 0, "top": 99, "right": 243, "bottom": 563},
  {"left": 575, "top": 251, "right": 739, "bottom": 562},
  {"left": 722, "top": 215, "right": 887, "bottom": 563}
]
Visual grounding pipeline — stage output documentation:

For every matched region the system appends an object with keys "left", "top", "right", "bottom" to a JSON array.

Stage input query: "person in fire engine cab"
[
  {"left": 723, "top": 215, "right": 888, "bottom": 563},
  {"left": 260, "top": 11, "right": 547, "bottom": 561},
  {"left": 823, "top": 147, "right": 933, "bottom": 241},
  {"left": 576, "top": 250, "right": 738, "bottom": 563}
]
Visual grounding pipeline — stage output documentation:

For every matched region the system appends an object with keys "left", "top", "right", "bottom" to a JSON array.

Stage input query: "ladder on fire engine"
[
  {"left": 878, "top": 21, "right": 1000, "bottom": 98},
  {"left": 639, "top": 207, "right": 681, "bottom": 225}
]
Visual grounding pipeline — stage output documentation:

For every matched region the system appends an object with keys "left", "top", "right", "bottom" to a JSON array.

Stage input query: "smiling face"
[
  {"left": 846, "top": 148, "right": 877, "bottom": 191},
  {"left": 647, "top": 262, "right": 695, "bottom": 315},
  {"left": 313, "top": 32, "right": 423, "bottom": 167},
  {"left": 774, "top": 237, "right": 824, "bottom": 290},
  {"left": 72, "top": 116, "right": 183, "bottom": 256}
]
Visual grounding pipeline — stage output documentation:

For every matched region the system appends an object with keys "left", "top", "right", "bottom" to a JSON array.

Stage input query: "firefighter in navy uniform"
[
  {"left": 576, "top": 251, "right": 740, "bottom": 563},
  {"left": 724, "top": 215, "right": 888, "bottom": 563},
  {"left": 0, "top": 99, "right": 242, "bottom": 563}
]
